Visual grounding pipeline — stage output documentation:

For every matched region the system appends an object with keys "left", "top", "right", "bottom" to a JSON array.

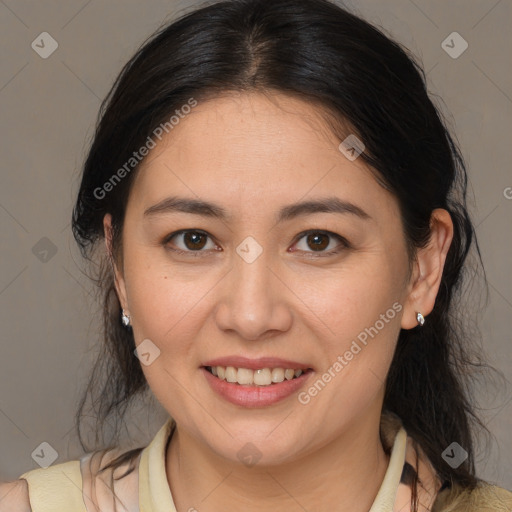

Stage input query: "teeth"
[
  {"left": 284, "top": 369, "right": 295, "bottom": 380},
  {"left": 253, "top": 368, "right": 271, "bottom": 385},
  {"left": 271, "top": 368, "right": 284, "bottom": 383},
  {"left": 237, "top": 368, "right": 253, "bottom": 385},
  {"left": 225, "top": 366, "right": 237, "bottom": 383},
  {"left": 208, "top": 366, "right": 305, "bottom": 386}
]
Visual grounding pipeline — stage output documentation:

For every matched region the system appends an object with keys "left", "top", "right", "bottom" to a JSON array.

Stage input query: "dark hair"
[{"left": 72, "top": 0, "right": 499, "bottom": 506}]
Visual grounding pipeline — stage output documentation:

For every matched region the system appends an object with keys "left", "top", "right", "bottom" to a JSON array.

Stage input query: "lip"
[
  {"left": 201, "top": 366, "right": 314, "bottom": 408},
  {"left": 202, "top": 356, "right": 312, "bottom": 371}
]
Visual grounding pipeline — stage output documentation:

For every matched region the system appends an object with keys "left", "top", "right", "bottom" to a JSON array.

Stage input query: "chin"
[{"left": 203, "top": 426, "right": 308, "bottom": 467}]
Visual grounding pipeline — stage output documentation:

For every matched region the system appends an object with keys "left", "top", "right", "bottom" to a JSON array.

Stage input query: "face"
[{"left": 106, "top": 91, "right": 419, "bottom": 465}]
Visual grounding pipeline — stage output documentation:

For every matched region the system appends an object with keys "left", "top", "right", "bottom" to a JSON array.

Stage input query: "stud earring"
[
  {"left": 121, "top": 309, "right": 131, "bottom": 327},
  {"left": 416, "top": 312, "right": 425, "bottom": 326}
]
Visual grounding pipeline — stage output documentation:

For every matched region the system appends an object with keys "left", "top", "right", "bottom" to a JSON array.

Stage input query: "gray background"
[{"left": 1, "top": 0, "right": 511, "bottom": 490}]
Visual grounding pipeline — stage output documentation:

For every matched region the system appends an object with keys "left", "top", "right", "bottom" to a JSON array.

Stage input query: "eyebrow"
[{"left": 143, "top": 196, "right": 371, "bottom": 222}]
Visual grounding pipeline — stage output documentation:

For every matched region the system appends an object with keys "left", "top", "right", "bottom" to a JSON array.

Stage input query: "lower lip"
[{"left": 202, "top": 367, "right": 312, "bottom": 408}]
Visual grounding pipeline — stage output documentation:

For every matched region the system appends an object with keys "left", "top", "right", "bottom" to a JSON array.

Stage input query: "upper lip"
[{"left": 202, "top": 356, "right": 313, "bottom": 371}]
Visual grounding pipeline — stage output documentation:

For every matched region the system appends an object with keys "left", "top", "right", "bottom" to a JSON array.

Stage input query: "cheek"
[
  {"left": 310, "top": 259, "right": 403, "bottom": 341},
  {"left": 301, "top": 270, "right": 402, "bottom": 416},
  {"left": 122, "top": 244, "right": 216, "bottom": 345},
  {"left": 302, "top": 252, "right": 405, "bottom": 400},
  {"left": 121, "top": 247, "right": 215, "bottom": 409}
]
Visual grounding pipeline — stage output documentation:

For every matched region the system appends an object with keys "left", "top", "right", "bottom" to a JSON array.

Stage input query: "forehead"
[
  {"left": 129, "top": 92, "right": 396, "bottom": 220},
  {"left": 141, "top": 91, "right": 344, "bottom": 171}
]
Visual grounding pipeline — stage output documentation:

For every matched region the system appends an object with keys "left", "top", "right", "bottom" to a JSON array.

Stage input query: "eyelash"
[{"left": 162, "top": 229, "right": 350, "bottom": 259}]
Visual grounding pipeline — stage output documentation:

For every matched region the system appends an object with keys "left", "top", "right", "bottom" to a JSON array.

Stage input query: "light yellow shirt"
[{"left": 11, "top": 416, "right": 512, "bottom": 512}]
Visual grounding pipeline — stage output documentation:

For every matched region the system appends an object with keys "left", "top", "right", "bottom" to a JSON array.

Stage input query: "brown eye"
[
  {"left": 306, "top": 233, "right": 329, "bottom": 251},
  {"left": 182, "top": 231, "right": 208, "bottom": 250},
  {"left": 292, "top": 230, "right": 349, "bottom": 257},
  {"left": 164, "top": 230, "right": 217, "bottom": 255}
]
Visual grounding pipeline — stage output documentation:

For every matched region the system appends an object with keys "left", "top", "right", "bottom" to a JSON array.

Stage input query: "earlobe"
[
  {"left": 103, "top": 213, "right": 114, "bottom": 260},
  {"left": 103, "top": 214, "right": 129, "bottom": 311},
  {"left": 401, "top": 209, "right": 454, "bottom": 330}
]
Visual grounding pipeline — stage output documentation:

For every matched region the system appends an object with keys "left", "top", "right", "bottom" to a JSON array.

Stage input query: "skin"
[{"left": 104, "top": 91, "right": 453, "bottom": 512}]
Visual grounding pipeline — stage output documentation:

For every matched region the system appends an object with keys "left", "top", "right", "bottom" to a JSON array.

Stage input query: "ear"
[
  {"left": 103, "top": 213, "right": 129, "bottom": 312},
  {"left": 401, "top": 208, "right": 454, "bottom": 329}
]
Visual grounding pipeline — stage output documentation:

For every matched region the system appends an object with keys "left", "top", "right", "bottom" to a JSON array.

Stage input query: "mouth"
[
  {"left": 203, "top": 365, "right": 314, "bottom": 387},
  {"left": 201, "top": 363, "right": 314, "bottom": 408}
]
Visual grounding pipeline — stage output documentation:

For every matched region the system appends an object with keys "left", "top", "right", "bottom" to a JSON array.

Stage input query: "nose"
[{"left": 214, "top": 250, "right": 293, "bottom": 341}]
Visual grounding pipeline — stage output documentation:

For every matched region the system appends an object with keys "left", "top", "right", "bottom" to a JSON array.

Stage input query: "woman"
[{"left": 2, "top": 0, "right": 510, "bottom": 510}]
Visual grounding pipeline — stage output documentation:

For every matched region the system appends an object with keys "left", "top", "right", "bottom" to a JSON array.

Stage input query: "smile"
[
  {"left": 202, "top": 365, "right": 313, "bottom": 407},
  {"left": 205, "top": 365, "right": 306, "bottom": 386}
]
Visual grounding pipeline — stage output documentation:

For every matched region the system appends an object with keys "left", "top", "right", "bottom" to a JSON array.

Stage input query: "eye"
[
  {"left": 291, "top": 230, "right": 350, "bottom": 257},
  {"left": 163, "top": 230, "right": 218, "bottom": 256},
  {"left": 162, "top": 229, "right": 350, "bottom": 258}
]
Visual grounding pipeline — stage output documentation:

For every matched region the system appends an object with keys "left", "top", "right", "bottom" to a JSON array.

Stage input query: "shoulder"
[
  {"left": 13, "top": 447, "right": 144, "bottom": 512},
  {"left": 434, "top": 481, "right": 512, "bottom": 511},
  {"left": 4, "top": 422, "right": 170, "bottom": 512},
  {"left": 469, "top": 483, "right": 512, "bottom": 509},
  {"left": 15, "top": 459, "right": 86, "bottom": 512},
  {"left": 0, "top": 479, "right": 31, "bottom": 512}
]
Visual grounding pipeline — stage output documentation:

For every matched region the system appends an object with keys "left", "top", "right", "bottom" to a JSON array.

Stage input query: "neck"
[{"left": 166, "top": 411, "right": 390, "bottom": 512}]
